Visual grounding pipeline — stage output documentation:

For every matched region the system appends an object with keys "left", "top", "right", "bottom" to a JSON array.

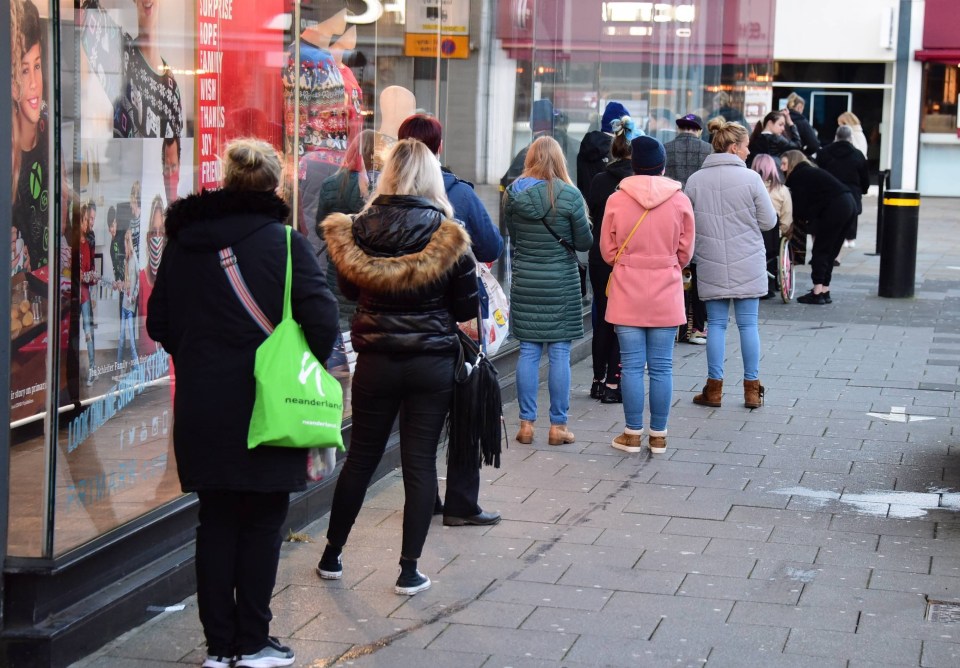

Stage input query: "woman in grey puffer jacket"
[{"left": 684, "top": 121, "right": 777, "bottom": 410}]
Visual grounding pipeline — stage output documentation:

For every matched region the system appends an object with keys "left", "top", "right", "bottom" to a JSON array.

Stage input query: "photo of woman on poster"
[
  {"left": 11, "top": 0, "right": 49, "bottom": 273},
  {"left": 138, "top": 194, "right": 165, "bottom": 356},
  {"left": 79, "top": 0, "right": 184, "bottom": 140}
]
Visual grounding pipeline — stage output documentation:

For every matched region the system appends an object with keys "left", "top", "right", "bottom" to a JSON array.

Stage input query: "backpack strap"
[{"left": 218, "top": 247, "right": 274, "bottom": 336}]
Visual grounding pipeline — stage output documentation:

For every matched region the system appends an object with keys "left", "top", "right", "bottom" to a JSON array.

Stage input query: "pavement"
[{"left": 74, "top": 195, "right": 960, "bottom": 667}]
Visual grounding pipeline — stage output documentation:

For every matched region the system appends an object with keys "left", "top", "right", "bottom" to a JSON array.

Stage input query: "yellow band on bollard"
[{"left": 883, "top": 198, "right": 921, "bottom": 207}]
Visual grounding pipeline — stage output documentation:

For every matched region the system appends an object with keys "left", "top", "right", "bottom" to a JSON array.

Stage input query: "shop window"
[{"left": 921, "top": 62, "right": 959, "bottom": 134}]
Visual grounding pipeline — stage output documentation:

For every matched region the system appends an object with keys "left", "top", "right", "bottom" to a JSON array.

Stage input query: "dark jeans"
[
  {"left": 196, "top": 490, "right": 290, "bottom": 657},
  {"left": 588, "top": 260, "right": 620, "bottom": 385},
  {"left": 686, "top": 264, "right": 707, "bottom": 332},
  {"left": 327, "top": 352, "right": 454, "bottom": 559},
  {"left": 811, "top": 193, "right": 857, "bottom": 287}
]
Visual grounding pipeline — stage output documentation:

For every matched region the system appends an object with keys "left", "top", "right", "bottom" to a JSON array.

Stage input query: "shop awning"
[{"left": 914, "top": 49, "right": 960, "bottom": 63}]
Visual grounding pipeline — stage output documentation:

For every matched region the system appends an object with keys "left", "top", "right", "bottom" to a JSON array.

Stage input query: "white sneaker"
[{"left": 847, "top": 239, "right": 856, "bottom": 248}]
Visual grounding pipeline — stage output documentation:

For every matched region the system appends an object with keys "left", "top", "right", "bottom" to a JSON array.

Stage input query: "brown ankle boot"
[
  {"left": 693, "top": 378, "right": 722, "bottom": 407},
  {"left": 647, "top": 429, "right": 667, "bottom": 454},
  {"left": 516, "top": 420, "right": 534, "bottom": 444},
  {"left": 547, "top": 424, "right": 575, "bottom": 445},
  {"left": 743, "top": 379, "right": 764, "bottom": 409}
]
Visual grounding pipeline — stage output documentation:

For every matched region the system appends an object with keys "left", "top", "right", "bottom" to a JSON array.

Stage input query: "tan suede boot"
[
  {"left": 547, "top": 424, "right": 576, "bottom": 445},
  {"left": 648, "top": 429, "right": 667, "bottom": 454},
  {"left": 516, "top": 420, "right": 534, "bottom": 444},
  {"left": 743, "top": 379, "right": 765, "bottom": 409},
  {"left": 693, "top": 378, "right": 723, "bottom": 407}
]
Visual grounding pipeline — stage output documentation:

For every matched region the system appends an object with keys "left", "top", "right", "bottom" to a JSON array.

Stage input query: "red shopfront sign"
[
  {"left": 915, "top": 0, "right": 960, "bottom": 63},
  {"left": 496, "top": 0, "right": 775, "bottom": 65}
]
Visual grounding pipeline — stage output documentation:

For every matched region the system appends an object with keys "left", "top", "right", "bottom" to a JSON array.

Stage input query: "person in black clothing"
[
  {"left": 786, "top": 93, "right": 821, "bottom": 158},
  {"left": 577, "top": 100, "right": 631, "bottom": 198},
  {"left": 586, "top": 119, "right": 635, "bottom": 404},
  {"left": 147, "top": 138, "right": 339, "bottom": 668},
  {"left": 816, "top": 125, "right": 870, "bottom": 247},
  {"left": 781, "top": 150, "right": 857, "bottom": 305},
  {"left": 397, "top": 113, "right": 503, "bottom": 528},
  {"left": 748, "top": 110, "right": 802, "bottom": 168},
  {"left": 318, "top": 139, "right": 479, "bottom": 596}
]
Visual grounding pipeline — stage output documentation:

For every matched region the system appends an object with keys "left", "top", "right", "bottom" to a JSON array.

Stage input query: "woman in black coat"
[
  {"left": 781, "top": 150, "right": 857, "bottom": 305},
  {"left": 586, "top": 118, "right": 634, "bottom": 403},
  {"left": 318, "top": 139, "right": 479, "bottom": 596},
  {"left": 748, "top": 110, "right": 802, "bottom": 167},
  {"left": 147, "top": 139, "right": 339, "bottom": 667}
]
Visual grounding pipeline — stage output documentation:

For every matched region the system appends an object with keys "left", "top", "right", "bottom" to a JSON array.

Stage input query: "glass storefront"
[{"left": 4, "top": 3, "right": 775, "bottom": 655}]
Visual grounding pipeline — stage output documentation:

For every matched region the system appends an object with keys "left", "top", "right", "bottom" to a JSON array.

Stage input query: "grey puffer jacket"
[
  {"left": 683, "top": 153, "right": 777, "bottom": 300},
  {"left": 504, "top": 178, "right": 592, "bottom": 341}
]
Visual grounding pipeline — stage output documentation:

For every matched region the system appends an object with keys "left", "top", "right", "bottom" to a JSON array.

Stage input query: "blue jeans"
[
  {"left": 615, "top": 326, "right": 676, "bottom": 432},
  {"left": 517, "top": 341, "right": 571, "bottom": 425},
  {"left": 705, "top": 298, "right": 760, "bottom": 381},
  {"left": 80, "top": 300, "right": 95, "bottom": 368},
  {"left": 117, "top": 306, "right": 138, "bottom": 367}
]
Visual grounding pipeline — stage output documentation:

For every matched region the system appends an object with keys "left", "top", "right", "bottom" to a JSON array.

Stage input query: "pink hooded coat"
[{"left": 600, "top": 176, "right": 695, "bottom": 327}]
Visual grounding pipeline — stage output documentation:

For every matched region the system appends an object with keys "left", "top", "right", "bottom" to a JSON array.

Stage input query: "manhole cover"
[{"left": 926, "top": 599, "right": 960, "bottom": 624}]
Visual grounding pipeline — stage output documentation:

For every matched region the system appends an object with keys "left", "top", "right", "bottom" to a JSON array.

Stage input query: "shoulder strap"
[
  {"left": 218, "top": 227, "right": 293, "bottom": 336},
  {"left": 611, "top": 208, "right": 650, "bottom": 267},
  {"left": 539, "top": 216, "right": 578, "bottom": 255}
]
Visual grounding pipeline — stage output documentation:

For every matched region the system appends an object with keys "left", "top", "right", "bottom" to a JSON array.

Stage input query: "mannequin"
[
  {"left": 374, "top": 86, "right": 416, "bottom": 172},
  {"left": 300, "top": 8, "right": 347, "bottom": 49}
]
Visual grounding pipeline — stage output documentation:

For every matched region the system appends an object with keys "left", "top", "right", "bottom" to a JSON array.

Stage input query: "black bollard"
[{"left": 878, "top": 189, "right": 919, "bottom": 298}]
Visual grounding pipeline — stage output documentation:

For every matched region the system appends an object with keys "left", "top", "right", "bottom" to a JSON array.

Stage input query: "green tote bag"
[{"left": 224, "top": 226, "right": 344, "bottom": 451}]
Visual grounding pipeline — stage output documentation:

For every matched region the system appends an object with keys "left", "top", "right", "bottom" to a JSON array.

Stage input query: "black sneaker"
[
  {"left": 823, "top": 292, "right": 832, "bottom": 304},
  {"left": 797, "top": 291, "right": 826, "bottom": 305},
  {"left": 395, "top": 562, "right": 431, "bottom": 595},
  {"left": 235, "top": 637, "right": 294, "bottom": 667},
  {"left": 590, "top": 380, "right": 604, "bottom": 400},
  {"left": 316, "top": 545, "right": 342, "bottom": 580},
  {"left": 600, "top": 386, "right": 622, "bottom": 404}
]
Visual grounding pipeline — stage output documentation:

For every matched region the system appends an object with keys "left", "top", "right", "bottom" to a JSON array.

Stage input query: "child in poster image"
[
  {"left": 116, "top": 227, "right": 140, "bottom": 373},
  {"left": 80, "top": 0, "right": 184, "bottom": 140},
  {"left": 11, "top": 0, "right": 50, "bottom": 273}
]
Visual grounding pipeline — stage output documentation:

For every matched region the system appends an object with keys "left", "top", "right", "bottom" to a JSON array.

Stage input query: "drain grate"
[{"left": 926, "top": 599, "right": 960, "bottom": 624}]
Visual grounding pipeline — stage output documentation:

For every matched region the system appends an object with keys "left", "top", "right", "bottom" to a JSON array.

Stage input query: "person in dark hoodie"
[
  {"left": 816, "top": 125, "right": 870, "bottom": 248},
  {"left": 781, "top": 149, "right": 857, "bottom": 305},
  {"left": 576, "top": 100, "right": 635, "bottom": 197},
  {"left": 786, "top": 93, "right": 821, "bottom": 158},
  {"left": 586, "top": 115, "right": 638, "bottom": 404},
  {"left": 318, "top": 139, "right": 479, "bottom": 597},
  {"left": 397, "top": 113, "right": 503, "bottom": 528},
  {"left": 147, "top": 138, "right": 340, "bottom": 668}
]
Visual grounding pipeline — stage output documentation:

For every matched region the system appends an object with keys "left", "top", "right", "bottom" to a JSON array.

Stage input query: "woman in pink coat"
[{"left": 601, "top": 136, "right": 695, "bottom": 455}]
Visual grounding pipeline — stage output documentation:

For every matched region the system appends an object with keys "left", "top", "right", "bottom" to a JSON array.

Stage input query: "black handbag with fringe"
[{"left": 448, "top": 325, "right": 505, "bottom": 469}]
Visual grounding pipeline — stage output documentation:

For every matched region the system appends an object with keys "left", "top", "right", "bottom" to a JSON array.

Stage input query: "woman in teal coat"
[{"left": 504, "top": 136, "right": 593, "bottom": 446}]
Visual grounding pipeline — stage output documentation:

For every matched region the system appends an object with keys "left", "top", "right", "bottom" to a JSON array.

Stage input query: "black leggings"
[
  {"left": 811, "top": 193, "right": 857, "bottom": 287},
  {"left": 327, "top": 352, "right": 454, "bottom": 559},
  {"left": 588, "top": 260, "right": 620, "bottom": 385}
]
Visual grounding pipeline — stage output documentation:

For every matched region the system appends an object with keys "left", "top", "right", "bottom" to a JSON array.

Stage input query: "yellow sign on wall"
[{"left": 403, "top": 33, "right": 469, "bottom": 59}]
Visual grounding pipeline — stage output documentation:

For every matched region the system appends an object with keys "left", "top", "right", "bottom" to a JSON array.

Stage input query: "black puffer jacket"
[
  {"left": 147, "top": 189, "right": 339, "bottom": 493},
  {"left": 321, "top": 195, "right": 478, "bottom": 354}
]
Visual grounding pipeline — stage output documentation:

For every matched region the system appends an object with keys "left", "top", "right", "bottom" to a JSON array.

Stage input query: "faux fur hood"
[
  {"left": 164, "top": 189, "right": 290, "bottom": 250},
  {"left": 322, "top": 207, "right": 471, "bottom": 294}
]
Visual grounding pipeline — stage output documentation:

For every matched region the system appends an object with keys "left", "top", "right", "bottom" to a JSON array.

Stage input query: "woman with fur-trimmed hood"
[{"left": 317, "top": 139, "right": 479, "bottom": 597}]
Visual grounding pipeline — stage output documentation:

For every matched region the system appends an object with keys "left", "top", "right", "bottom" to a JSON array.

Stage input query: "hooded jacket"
[
  {"left": 789, "top": 108, "right": 821, "bottom": 157},
  {"left": 600, "top": 176, "right": 695, "bottom": 327},
  {"left": 684, "top": 153, "right": 777, "bottom": 300},
  {"left": 146, "top": 188, "right": 339, "bottom": 493},
  {"left": 443, "top": 171, "right": 503, "bottom": 263},
  {"left": 587, "top": 158, "right": 634, "bottom": 267},
  {"left": 322, "top": 195, "right": 478, "bottom": 355},
  {"left": 576, "top": 131, "right": 613, "bottom": 196},
  {"left": 815, "top": 140, "right": 870, "bottom": 213},
  {"left": 503, "top": 178, "right": 592, "bottom": 341}
]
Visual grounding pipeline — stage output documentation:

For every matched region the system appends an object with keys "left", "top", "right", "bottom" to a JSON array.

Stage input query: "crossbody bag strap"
[
  {"left": 218, "top": 228, "right": 294, "bottom": 336},
  {"left": 539, "top": 215, "right": 578, "bottom": 255},
  {"left": 612, "top": 208, "right": 650, "bottom": 267}
]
